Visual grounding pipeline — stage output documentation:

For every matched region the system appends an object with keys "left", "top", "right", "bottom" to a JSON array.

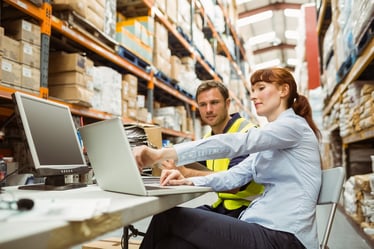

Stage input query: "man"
[{"left": 162, "top": 80, "right": 264, "bottom": 218}]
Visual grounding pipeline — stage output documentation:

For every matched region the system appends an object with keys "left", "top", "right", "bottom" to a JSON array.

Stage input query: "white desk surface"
[{"left": 0, "top": 184, "right": 205, "bottom": 249}]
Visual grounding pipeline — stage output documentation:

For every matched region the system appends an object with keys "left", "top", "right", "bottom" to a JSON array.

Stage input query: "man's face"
[{"left": 197, "top": 88, "right": 229, "bottom": 128}]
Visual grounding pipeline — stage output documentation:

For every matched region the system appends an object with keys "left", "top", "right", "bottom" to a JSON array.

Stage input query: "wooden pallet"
[
  {"left": 117, "top": 0, "right": 149, "bottom": 17},
  {"left": 54, "top": 10, "right": 117, "bottom": 53}
]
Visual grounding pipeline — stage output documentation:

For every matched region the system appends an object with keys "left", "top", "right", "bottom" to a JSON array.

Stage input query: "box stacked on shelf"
[
  {"left": 165, "top": 1, "right": 178, "bottom": 24},
  {"left": 48, "top": 52, "right": 94, "bottom": 106},
  {"left": 1, "top": 35, "right": 21, "bottom": 87},
  {"left": 177, "top": 56, "right": 200, "bottom": 97},
  {"left": 170, "top": 56, "right": 182, "bottom": 82},
  {"left": 344, "top": 173, "right": 374, "bottom": 239},
  {"left": 153, "top": 106, "right": 187, "bottom": 132},
  {"left": 177, "top": 0, "right": 192, "bottom": 38},
  {"left": 92, "top": 66, "right": 121, "bottom": 115},
  {"left": 116, "top": 16, "right": 153, "bottom": 64},
  {"left": 152, "top": 21, "right": 171, "bottom": 76},
  {"left": 122, "top": 73, "right": 138, "bottom": 120},
  {"left": 1, "top": 19, "right": 41, "bottom": 91},
  {"left": 339, "top": 81, "right": 374, "bottom": 137}
]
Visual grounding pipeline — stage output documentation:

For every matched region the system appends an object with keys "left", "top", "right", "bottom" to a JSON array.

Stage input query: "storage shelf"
[
  {"left": 161, "top": 127, "right": 194, "bottom": 140},
  {"left": 323, "top": 38, "right": 374, "bottom": 116},
  {"left": 342, "top": 126, "right": 374, "bottom": 144},
  {"left": 197, "top": 3, "right": 247, "bottom": 83},
  {"left": 2, "top": 0, "right": 256, "bottom": 137},
  {"left": 316, "top": 0, "right": 331, "bottom": 36},
  {"left": 216, "top": 0, "right": 246, "bottom": 61}
]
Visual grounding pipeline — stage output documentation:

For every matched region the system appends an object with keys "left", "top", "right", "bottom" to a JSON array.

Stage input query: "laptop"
[{"left": 78, "top": 118, "right": 212, "bottom": 196}]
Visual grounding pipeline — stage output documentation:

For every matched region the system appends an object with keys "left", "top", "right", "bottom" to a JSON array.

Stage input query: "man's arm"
[{"left": 180, "top": 162, "right": 212, "bottom": 177}]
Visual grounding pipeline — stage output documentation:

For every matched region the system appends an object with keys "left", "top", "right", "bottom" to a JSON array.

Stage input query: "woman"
[{"left": 133, "top": 67, "right": 322, "bottom": 249}]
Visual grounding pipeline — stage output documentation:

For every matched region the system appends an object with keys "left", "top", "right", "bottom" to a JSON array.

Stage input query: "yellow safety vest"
[{"left": 204, "top": 117, "right": 264, "bottom": 210}]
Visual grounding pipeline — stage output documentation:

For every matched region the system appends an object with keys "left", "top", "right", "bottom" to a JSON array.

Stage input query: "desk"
[{"left": 0, "top": 185, "right": 205, "bottom": 249}]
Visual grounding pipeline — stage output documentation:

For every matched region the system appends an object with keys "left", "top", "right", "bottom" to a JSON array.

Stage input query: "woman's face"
[{"left": 250, "top": 81, "right": 287, "bottom": 121}]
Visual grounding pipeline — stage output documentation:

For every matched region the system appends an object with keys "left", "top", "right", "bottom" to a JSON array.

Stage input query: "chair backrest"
[{"left": 318, "top": 167, "right": 345, "bottom": 249}]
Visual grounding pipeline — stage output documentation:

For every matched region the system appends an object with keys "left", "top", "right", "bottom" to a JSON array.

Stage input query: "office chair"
[{"left": 318, "top": 167, "right": 345, "bottom": 249}]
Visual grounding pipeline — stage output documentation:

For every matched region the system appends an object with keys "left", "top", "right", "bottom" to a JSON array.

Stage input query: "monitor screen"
[{"left": 12, "top": 92, "right": 88, "bottom": 187}]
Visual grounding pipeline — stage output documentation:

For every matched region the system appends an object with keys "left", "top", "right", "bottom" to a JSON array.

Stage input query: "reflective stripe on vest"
[{"left": 204, "top": 118, "right": 264, "bottom": 210}]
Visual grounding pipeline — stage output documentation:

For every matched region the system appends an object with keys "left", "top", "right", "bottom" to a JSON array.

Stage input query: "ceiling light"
[
  {"left": 253, "top": 59, "right": 281, "bottom": 70},
  {"left": 284, "top": 9, "right": 301, "bottom": 18},
  {"left": 247, "top": 32, "right": 276, "bottom": 46},
  {"left": 237, "top": 10, "right": 273, "bottom": 27},
  {"left": 285, "top": 30, "right": 298, "bottom": 40}
]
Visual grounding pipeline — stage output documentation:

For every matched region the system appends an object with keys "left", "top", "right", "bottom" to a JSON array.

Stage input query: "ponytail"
[{"left": 292, "top": 94, "right": 321, "bottom": 140}]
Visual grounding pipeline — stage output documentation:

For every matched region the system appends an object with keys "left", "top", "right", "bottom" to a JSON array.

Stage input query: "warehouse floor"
[{"left": 76, "top": 192, "right": 373, "bottom": 249}]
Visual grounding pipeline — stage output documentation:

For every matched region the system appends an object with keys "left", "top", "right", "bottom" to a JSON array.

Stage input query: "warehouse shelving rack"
[
  {"left": 317, "top": 0, "right": 374, "bottom": 178},
  {"left": 1, "top": 0, "right": 255, "bottom": 139}
]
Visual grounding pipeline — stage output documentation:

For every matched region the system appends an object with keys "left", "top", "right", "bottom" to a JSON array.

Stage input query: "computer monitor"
[{"left": 12, "top": 92, "right": 89, "bottom": 190}]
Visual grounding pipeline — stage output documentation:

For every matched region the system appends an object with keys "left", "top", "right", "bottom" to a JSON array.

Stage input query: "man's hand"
[{"left": 160, "top": 169, "right": 194, "bottom": 186}]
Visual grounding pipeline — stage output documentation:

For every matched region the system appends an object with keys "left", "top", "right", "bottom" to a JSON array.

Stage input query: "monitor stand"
[{"left": 18, "top": 175, "right": 87, "bottom": 191}]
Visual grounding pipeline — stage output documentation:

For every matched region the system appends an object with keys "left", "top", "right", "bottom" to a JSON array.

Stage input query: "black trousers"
[{"left": 139, "top": 207, "right": 305, "bottom": 249}]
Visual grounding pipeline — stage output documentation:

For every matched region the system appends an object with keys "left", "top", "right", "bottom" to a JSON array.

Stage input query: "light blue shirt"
[{"left": 174, "top": 108, "right": 322, "bottom": 249}]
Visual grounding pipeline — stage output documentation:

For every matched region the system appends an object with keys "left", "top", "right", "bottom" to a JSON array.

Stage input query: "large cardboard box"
[
  {"left": 21, "top": 65, "right": 40, "bottom": 91},
  {"left": 20, "top": 41, "right": 41, "bottom": 68},
  {"left": 49, "top": 71, "right": 86, "bottom": 86},
  {"left": 143, "top": 124, "right": 162, "bottom": 176},
  {"left": 3, "top": 19, "right": 41, "bottom": 46},
  {"left": 49, "top": 52, "right": 86, "bottom": 73},
  {"left": 3, "top": 36, "right": 20, "bottom": 62},
  {"left": 49, "top": 85, "right": 93, "bottom": 106},
  {"left": 1, "top": 58, "right": 21, "bottom": 86}
]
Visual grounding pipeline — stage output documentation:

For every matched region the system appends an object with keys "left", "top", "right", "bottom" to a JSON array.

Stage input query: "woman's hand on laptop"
[
  {"left": 160, "top": 169, "right": 194, "bottom": 186},
  {"left": 133, "top": 145, "right": 178, "bottom": 172}
]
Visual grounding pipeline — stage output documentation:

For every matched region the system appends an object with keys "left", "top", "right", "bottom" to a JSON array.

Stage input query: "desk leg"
[
  {"left": 121, "top": 225, "right": 145, "bottom": 249},
  {"left": 121, "top": 226, "right": 130, "bottom": 249}
]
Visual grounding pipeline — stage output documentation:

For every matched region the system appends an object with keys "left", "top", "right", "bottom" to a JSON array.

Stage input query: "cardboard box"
[
  {"left": 21, "top": 65, "right": 40, "bottom": 91},
  {"left": 143, "top": 125, "right": 162, "bottom": 176},
  {"left": 20, "top": 41, "right": 41, "bottom": 68},
  {"left": 49, "top": 71, "right": 85, "bottom": 86},
  {"left": 49, "top": 52, "right": 86, "bottom": 73},
  {"left": 1, "top": 58, "right": 21, "bottom": 86},
  {"left": 3, "top": 19, "right": 41, "bottom": 46},
  {"left": 86, "top": 5, "right": 104, "bottom": 31},
  {"left": 49, "top": 85, "right": 93, "bottom": 106},
  {"left": 82, "top": 237, "right": 140, "bottom": 249},
  {"left": 3, "top": 36, "right": 20, "bottom": 62}
]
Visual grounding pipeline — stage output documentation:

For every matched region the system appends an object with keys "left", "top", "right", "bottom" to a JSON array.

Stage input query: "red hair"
[{"left": 250, "top": 68, "right": 321, "bottom": 140}]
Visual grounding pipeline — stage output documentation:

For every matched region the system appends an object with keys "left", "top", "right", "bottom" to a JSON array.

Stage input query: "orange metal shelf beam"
[
  {"left": 161, "top": 127, "right": 194, "bottom": 140},
  {"left": 4, "top": 0, "right": 44, "bottom": 21}
]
